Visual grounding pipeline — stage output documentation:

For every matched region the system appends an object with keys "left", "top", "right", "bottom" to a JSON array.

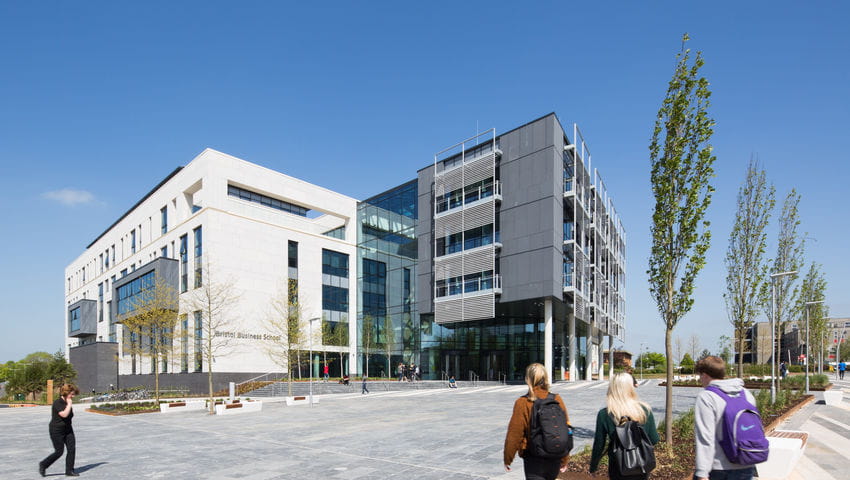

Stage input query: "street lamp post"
[
  {"left": 804, "top": 300, "right": 824, "bottom": 394},
  {"left": 770, "top": 270, "right": 797, "bottom": 404}
]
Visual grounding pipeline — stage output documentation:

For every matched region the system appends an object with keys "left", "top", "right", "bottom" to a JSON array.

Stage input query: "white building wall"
[{"left": 64, "top": 148, "right": 359, "bottom": 377}]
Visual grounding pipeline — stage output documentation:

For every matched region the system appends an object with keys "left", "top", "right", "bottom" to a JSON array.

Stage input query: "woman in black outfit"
[{"left": 39, "top": 383, "right": 80, "bottom": 477}]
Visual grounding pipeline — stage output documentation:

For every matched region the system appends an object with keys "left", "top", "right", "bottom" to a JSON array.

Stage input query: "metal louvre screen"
[{"left": 433, "top": 130, "right": 498, "bottom": 325}]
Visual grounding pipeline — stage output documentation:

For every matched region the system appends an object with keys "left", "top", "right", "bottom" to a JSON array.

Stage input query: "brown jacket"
[{"left": 503, "top": 386, "right": 570, "bottom": 467}]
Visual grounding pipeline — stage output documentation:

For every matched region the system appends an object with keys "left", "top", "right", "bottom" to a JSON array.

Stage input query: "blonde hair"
[
  {"left": 525, "top": 363, "right": 549, "bottom": 401},
  {"left": 606, "top": 373, "right": 649, "bottom": 424}
]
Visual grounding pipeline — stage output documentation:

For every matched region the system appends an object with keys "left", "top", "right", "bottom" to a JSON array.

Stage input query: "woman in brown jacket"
[{"left": 503, "top": 363, "right": 569, "bottom": 480}]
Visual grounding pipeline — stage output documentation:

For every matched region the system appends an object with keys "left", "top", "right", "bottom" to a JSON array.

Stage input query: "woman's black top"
[{"left": 49, "top": 398, "right": 73, "bottom": 432}]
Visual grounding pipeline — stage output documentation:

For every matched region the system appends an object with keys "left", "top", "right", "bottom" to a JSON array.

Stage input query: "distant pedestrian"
[
  {"left": 361, "top": 375, "right": 369, "bottom": 394},
  {"left": 414, "top": 364, "right": 420, "bottom": 381},
  {"left": 397, "top": 362, "right": 405, "bottom": 382},
  {"left": 503, "top": 363, "right": 570, "bottom": 479},
  {"left": 323, "top": 364, "right": 329, "bottom": 383},
  {"left": 39, "top": 383, "right": 80, "bottom": 477},
  {"left": 449, "top": 375, "right": 457, "bottom": 389},
  {"left": 780, "top": 361, "right": 788, "bottom": 380},
  {"left": 694, "top": 356, "right": 759, "bottom": 480},
  {"left": 839, "top": 361, "right": 846, "bottom": 380},
  {"left": 589, "top": 373, "right": 659, "bottom": 479}
]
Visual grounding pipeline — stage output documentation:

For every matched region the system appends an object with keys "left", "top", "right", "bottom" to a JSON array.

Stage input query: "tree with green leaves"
[
  {"left": 647, "top": 33, "right": 716, "bottom": 445},
  {"left": 123, "top": 274, "right": 179, "bottom": 403},
  {"left": 360, "top": 315, "right": 379, "bottom": 377},
  {"left": 724, "top": 158, "right": 775, "bottom": 378},
  {"left": 762, "top": 190, "right": 805, "bottom": 383},
  {"left": 795, "top": 263, "right": 828, "bottom": 373},
  {"left": 321, "top": 317, "right": 349, "bottom": 377}
]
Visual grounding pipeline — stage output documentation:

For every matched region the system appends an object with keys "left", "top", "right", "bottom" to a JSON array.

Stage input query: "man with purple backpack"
[{"left": 694, "top": 356, "right": 769, "bottom": 480}]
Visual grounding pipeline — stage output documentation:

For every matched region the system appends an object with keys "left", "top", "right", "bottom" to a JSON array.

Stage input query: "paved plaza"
[{"left": 0, "top": 379, "right": 705, "bottom": 479}]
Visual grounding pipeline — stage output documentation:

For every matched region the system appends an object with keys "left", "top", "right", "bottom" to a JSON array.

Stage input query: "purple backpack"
[{"left": 705, "top": 386, "right": 770, "bottom": 465}]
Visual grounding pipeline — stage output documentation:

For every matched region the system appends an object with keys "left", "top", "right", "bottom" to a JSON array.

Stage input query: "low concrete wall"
[{"left": 117, "top": 371, "right": 267, "bottom": 395}]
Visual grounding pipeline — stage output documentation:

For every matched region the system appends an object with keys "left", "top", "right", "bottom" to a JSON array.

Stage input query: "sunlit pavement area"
[{"left": 0, "top": 379, "right": 745, "bottom": 480}]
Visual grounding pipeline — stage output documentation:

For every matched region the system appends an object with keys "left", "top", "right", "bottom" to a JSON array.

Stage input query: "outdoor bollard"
[
  {"left": 229, "top": 382, "right": 235, "bottom": 402},
  {"left": 47, "top": 379, "right": 53, "bottom": 404}
]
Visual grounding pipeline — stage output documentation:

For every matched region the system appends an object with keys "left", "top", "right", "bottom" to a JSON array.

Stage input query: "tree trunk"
[
  {"left": 665, "top": 325, "right": 674, "bottom": 446},
  {"left": 207, "top": 368, "right": 214, "bottom": 414},
  {"left": 737, "top": 334, "right": 745, "bottom": 378}
]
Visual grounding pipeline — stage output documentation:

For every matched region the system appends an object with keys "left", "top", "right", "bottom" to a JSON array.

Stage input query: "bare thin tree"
[
  {"left": 184, "top": 261, "right": 242, "bottom": 413},
  {"left": 264, "top": 279, "right": 308, "bottom": 396}
]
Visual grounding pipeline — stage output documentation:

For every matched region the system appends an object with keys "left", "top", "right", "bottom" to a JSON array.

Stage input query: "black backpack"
[
  {"left": 528, "top": 393, "right": 573, "bottom": 458},
  {"left": 611, "top": 415, "right": 656, "bottom": 476}
]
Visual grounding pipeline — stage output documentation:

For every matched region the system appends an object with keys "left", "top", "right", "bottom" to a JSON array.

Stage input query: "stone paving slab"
[{"left": 0, "top": 380, "right": 701, "bottom": 479}]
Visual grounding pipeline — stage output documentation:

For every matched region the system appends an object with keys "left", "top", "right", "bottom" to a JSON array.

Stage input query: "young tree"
[
  {"left": 762, "top": 190, "right": 805, "bottom": 382},
  {"left": 795, "top": 263, "right": 828, "bottom": 373},
  {"left": 321, "top": 316, "right": 350, "bottom": 377},
  {"left": 360, "top": 315, "right": 379, "bottom": 377},
  {"left": 125, "top": 275, "right": 179, "bottom": 403},
  {"left": 688, "top": 334, "right": 701, "bottom": 365},
  {"left": 647, "top": 34, "right": 716, "bottom": 445},
  {"left": 264, "top": 279, "right": 308, "bottom": 396},
  {"left": 185, "top": 261, "right": 242, "bottom": 413},
  {"left": 674, "top": 336, "right": 683, "bottom": 368},
  {"left": 724, "top": 158, "right": 775, "bottom": 377}
]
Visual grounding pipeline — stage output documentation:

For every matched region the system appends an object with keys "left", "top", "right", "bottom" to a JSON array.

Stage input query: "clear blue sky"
[{"left": 2, "top": 2, "right": 848, "bottom": 362}]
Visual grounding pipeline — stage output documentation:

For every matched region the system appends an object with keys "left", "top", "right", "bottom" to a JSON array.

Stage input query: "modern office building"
[
  {"left": 64, "top": 113, "right": 626, "bottom": 392},
  {"left": 65, "top": 149, "right": 359, "bottom": 392},
  {"left": 416, "top": 113, "right": 625, "bottom": 382}
]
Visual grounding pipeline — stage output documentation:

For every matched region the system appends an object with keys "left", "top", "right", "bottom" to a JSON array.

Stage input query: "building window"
[
  {"left": 322, "top": 226, "right": 346, "bottom": 239},
  {"left": 120, "top": 269, "right": 127, "bottom": 278},
  {"left": 105, "top": 250, "right": 110, "bottom": 269},
  {"left": 194, "top": 311, "right": 203, "bottom": 372},
  {"left": 435, "top": 224, "right": 494, "bottom": 257},
  {"left": 116, "top": 271, "right": 155, "bottom": 315},
  {"left": 435, "top": 270, "right": 495, "bottom": 297},
  {"left": 180, "top": 314, "right": 188, "bottom": 373},
  {"left": 180, "top": 234, "right": 188, "bottom": 293},
  {"left": 98, "top": 283, "right": 104, "bottom": 323},
  {"left": 82, "top": 267, "right": 86, "bottom": 283},
  {"left": 288, "top": 241, "right": 298, "bottom": 269},
  {"left": 193, "top": 226, "right": 202, "bottom": 288},
  {"left": 161, "top": 206, "right": 168, "bottom": 235},
  {"left": 322, "top": 249, "right": 349, "bottom": 278},
  {"left": 227, "top": 184, "right": 311, "bottom": 217},
  {"left": 69, "top": 307, "right": 81, "bottom": 332},
  {"left": 322, "top": 285, "right": 349, "bottom": 312},
  {"left": 131, "top": 229, "right": 136, "bottom": 254},
  {"left": 100, "top": 254, "right": 104, "bottom": 274},
  {"left": 161, "top": 246, "right": 168, "bottom": 258},
  {"left": 108, "top": 304, "right": 115, "bottom": 342},
  {"left": 436, "top": 177, "right": 495, "bottom": 213}
]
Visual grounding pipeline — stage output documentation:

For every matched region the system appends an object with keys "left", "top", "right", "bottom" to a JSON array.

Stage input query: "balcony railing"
[
  {"left": 435, "top": 274, "right": 502, "bottom": 300},
  {"left": 435, "top": 180, "right": 501, "bottom": 217}
]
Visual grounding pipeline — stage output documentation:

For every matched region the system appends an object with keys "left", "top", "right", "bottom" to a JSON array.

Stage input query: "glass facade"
[
  {"left": 116, "top": 271, "right": 155, "bottom": 315},
  {"left": 228, "top": 184, "right": 310, "bottom": 217},
  {"left": 357, "top": 180, "right": 418, "bottom": 377},
  {"left": 69, "top": 307, "right": 81, "bottom": 332}
]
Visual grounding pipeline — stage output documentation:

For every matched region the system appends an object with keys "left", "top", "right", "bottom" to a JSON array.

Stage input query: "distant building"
[{"left": 603, "top": 350, "right": 633, "bottom": 368}]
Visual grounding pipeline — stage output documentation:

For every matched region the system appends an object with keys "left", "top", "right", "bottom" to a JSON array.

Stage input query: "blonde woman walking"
[
  {"left": 503, "top": 363, "right": 570, "bottom": 480},
  {"left": 589, "top": 373, "right": 659, "bottom": 479}
]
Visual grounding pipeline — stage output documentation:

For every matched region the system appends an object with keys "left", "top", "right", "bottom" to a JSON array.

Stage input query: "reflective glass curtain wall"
[{"left": 357, "top": 180, "right": 418, "bottom": 377}]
